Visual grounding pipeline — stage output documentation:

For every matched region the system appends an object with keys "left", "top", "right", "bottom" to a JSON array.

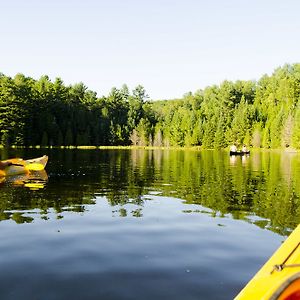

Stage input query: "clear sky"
[{"left": 1, "top": 0, "right": 299, "bottom": 100}]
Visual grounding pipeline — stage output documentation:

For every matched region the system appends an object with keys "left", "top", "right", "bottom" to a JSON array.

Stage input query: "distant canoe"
[{"left": 229, "top": 151, "right": 250, "bottom": 156}]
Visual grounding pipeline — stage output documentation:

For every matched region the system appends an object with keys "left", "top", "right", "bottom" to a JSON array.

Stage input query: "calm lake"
[{"left": 0, "top": 148, "right": 299, "bottom": 300}]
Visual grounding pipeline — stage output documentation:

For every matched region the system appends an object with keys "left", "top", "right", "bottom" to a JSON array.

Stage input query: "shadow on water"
[{"left": 0, "top": 148, "right": 300, "bottom": 235}]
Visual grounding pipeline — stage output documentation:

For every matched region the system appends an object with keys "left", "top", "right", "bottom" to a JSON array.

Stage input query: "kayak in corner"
[
  {"left": 0, "top": 155, "right": 48, "bottom": 177},
  {"left": 234, "top": 225, "right": 300, "bottom": 300}
]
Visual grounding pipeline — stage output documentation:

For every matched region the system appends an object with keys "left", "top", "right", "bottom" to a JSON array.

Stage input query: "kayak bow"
[{"left": 235, "top": 225, "right": 300, "bottom": 299}]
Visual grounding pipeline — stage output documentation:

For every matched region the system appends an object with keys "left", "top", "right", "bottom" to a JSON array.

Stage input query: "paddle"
[{"left": 11, "top": 163, "right": 45, "bottom": 171}]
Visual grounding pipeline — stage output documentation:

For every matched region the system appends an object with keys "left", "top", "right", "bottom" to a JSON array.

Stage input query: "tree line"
[{"left": 1, "top": 63, "right": 300, "bottom": 149}]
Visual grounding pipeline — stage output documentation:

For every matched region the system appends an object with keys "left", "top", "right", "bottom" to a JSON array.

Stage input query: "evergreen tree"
[{"left": 0, "top": 63, "right": 300, "bottom": 149}]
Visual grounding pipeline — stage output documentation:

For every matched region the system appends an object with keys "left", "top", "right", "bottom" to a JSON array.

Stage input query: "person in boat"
[
  {"left": 242, "top": 145, "right": 248, "bottom": 153},
  {"left": 0, "top": 160, "right": 12, "bottom": 170},
  {"left": 230, "top": 144, "right": 237, "bottom": 152}
]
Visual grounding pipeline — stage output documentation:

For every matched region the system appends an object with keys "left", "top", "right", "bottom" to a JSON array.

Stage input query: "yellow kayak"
[
  {"left": 235, "top": 225, "right": 300, "bottom": 299},
  {"left": 0, "top": 155, "right": 48, "bottom": 177}
]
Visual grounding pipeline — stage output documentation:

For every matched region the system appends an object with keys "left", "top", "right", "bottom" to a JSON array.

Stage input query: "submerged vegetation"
[{"left": 1, "top": 63, "right": 300, "bottom": 149}]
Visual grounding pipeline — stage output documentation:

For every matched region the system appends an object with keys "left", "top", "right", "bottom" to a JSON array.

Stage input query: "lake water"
[{"left": 0, "top": 149, "right": 299, "bottom": 300}]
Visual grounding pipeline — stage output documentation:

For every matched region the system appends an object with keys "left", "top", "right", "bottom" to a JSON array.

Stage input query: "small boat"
[
  {"left": 0, "top": 155, "right": 48, "bottom": 177},
  {"left": 230, "top": 151, "right": 250, "bottom": 156},
  {"left": 234, "top": 225, "right": 300, "bottom": 299}
]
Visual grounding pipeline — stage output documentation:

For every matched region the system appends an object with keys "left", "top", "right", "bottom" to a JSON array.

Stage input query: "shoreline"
[{"left": 0, "top": 145, "right": 299, "bottom": 152}]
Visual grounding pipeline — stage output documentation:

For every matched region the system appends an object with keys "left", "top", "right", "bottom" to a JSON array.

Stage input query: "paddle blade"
[{"left": 25, "top": 163, "right": 45, "bottom": 171}]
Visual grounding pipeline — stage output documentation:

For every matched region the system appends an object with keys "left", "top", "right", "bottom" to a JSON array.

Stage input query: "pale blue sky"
[{"left": 1, "top": 0, "right": 299, "bottom": 99}]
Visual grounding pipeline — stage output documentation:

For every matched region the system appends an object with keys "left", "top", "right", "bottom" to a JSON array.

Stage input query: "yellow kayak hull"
[
  {"left": 0, "top": 155, "right": 48, "bottom": 177},
  {"left": 235, "top": 225, "right": 300, "bottom": 299}
]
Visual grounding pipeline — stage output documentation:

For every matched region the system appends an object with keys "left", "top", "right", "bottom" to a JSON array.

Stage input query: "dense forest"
[{"left": 0, "top": 63, "right": 300, "bottom": 149}]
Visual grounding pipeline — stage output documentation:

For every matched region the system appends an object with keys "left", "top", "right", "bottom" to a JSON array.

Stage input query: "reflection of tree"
[
  {"left": 119, "top": 208, "right": 127, "bottom": 217},
  {"left": 122, "top": 149, "right": 299, "bottom": 235},
  {"left": 156, "top": 150, "right": 299, "bottom": 235},
  {"left": 1, "top": 149, "right": 300, "bottom": 234},
  {"left": 0, "top": 177, "right": 96, "bottom": 224},
  {"left": 101, "top": 149, "right": 300, "bottom": 235}
]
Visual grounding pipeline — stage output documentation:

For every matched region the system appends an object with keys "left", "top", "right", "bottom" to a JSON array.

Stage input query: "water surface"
[{"left": 0, "top": 149, "right": 299, "bottom": 299}]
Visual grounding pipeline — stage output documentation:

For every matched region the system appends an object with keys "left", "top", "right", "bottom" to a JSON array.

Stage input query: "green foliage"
[
  {"left": 0, "top": 63, "right": 300, "bottom": 148},
  {"left": 282, "top": 113, "right": 293, "bottom": 147},
  {"left": 262, "top": 126, "right": 271, "bottom": 149},
  {"left": 135, "top": 118, "right": 152, "bottom": 146},
  {"left": 251, "top": 124, "right": 262, "bottom": 148},
  {"left": 292, "top": 106, "right": 300, "bottom": 149},
  {"left": 269, "top": 111, "right": 283, "bottom": 148}
]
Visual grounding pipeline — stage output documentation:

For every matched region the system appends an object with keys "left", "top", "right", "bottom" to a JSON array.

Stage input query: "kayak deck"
[
  {"left": 235, "top": 225, "right": 300, "bottom": 299},
  {"left": 0, "top": 155, "right": 48, "bottom": 177}
]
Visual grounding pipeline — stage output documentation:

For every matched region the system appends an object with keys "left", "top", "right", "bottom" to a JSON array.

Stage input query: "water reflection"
[
  {"left": 229, "top": 153, "right": 250, "bottom": 166},
  {"left": 0, "top": 149, "right": 299, "bottom": 234},
  {"left": 0, "top": 170, "right": 48, "bottom": 189}
]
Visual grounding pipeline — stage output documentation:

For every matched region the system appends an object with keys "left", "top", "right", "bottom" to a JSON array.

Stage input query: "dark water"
[{"left": 0, "top": 149, "right": 299, "bottom": 300}]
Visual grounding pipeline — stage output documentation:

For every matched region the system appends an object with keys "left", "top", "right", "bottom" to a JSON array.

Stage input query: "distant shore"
[{"left": 0, "top": 145, "right": 299, "bottom": 152}]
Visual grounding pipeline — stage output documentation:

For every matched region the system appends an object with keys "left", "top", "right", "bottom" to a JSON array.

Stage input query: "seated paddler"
[
  {"left": 242, "top": 145, "right": 248, "bottom": 153},
  {"left": 230, "top": 144, "right": 237, "bottom": 152}
]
